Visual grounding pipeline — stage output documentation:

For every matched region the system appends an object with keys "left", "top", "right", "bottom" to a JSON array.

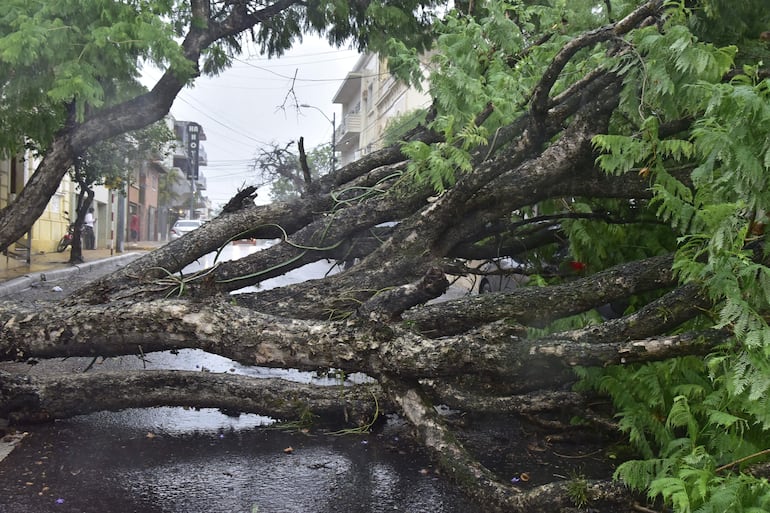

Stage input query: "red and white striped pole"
[{"left": 110, "top": 192, "right": 115, "bottom": 256}]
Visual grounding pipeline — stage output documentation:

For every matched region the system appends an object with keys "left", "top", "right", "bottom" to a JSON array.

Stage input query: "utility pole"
[
  {"left": 300, "top": 104, "right": 336, "bottom": 172},
  {"left": 189, "top": 179, "right": 196, "bottom": 220},
  {"left": 331, "top": 111, "right": 336, "bottom": 172}
]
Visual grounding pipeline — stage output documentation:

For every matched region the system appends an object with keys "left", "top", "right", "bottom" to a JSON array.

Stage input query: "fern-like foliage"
[
  {"left": 589, "top": 8, "right": 770, "bottom": 509},
  {"left": 401, "top": 3, "right": 770, "bottom": 510},
  {"left": 402, "top": 117, "right": 487, "bottom": 192},
  {"left": 577, "top": 356, "right": 770, "bottom": 513},
  {"left": 391, "top": 1, "right": 568, "bottom": 191}
]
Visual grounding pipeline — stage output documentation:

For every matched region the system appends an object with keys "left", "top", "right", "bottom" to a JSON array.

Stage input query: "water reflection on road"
[
  {"left": 0, "top": 414, "right": 480, "bottom": 513},
  {"left": 0, "top": 240, "right": 482, "bottom": 513},
  {"left": 183, "top": 239, "right": 341, "bottom": 293}
]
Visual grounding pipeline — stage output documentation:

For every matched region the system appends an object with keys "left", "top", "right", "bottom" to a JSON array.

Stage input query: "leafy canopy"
[
  {"left": 0, "top": 0, "right": 187, "bottom": 156},
  {"left": 0, "top": 0, "right": 440, "bottom": 158},
  {"left": 76, "top": 120, "right": 175, "bottom": 194},
  {"left": 385, "top": 0, "right": 770, "bottom": 511}
]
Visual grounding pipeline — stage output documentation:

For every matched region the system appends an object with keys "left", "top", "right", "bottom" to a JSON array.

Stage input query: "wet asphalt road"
[
  {"left": 0, "top": 412, "right": 481, "bottom": 513},
  {"left": 0, "top": 247, "right": 483, "bottom": 513}
]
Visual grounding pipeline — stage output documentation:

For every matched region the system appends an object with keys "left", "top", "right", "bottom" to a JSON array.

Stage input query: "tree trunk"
[
  {"left": 0, "top": 370, "right": 381, "bottom": 427},
  {"left": 4, "top": 2, "right": 726, "bottom": 511}
]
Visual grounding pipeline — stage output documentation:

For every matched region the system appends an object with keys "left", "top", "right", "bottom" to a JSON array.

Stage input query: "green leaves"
[
  {"left": 398, "top": 1, "right": 569, "bottom": 192},
  {"left": 628, "top": 24, "right": 737, "bottom": 119},
  {"left": 0, "top": 0, "right": 186, "bottom": 154},
  {"left": 578, "top": 355, "right": 770, "bottom": 513},
  {"left": 0, "top": 0, "right": 445, "bottom": 159},
  {"left": 593, "top": 4, "right": 770, "bottom": 370},
  {"left": 592, "top": 134, "right": 650, "bottom": 175},
  {"left": 401, "top": 1, "right": 770, "bottom": 511},
  {"left": 402, "top": 114, "right": 489, "bottom": 192},
  {"left": 76, "top": 119, "right": 174, "bottom": 194},
  {"left": 427, "top": 1, "right": 550, "bottom": 124}
]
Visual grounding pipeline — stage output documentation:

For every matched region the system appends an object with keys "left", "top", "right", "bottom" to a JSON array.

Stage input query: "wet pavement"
[
  {"left": 0, "top": 411, "right": 481, "bottom": 513},
  {"left": 0, "top": 243, "right": 157, "bottom": 299},
  {"left": 0, "top": 242, "right": 156, "bottom": 284},
  {"left": 0, "top": 243, "right": 484, "bottom": 513}
]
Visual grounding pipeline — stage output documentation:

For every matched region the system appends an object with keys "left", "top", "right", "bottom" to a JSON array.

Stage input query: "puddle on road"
[
  {"left": 0, "top": 410, "right": 482, "bottom": 513},
  {"left": 119, "top": 442, "right": 454, "bottom": 513},
  {"left": 0, "top": 242, "right": 483, "bottom": 512},
  {"left": 68, "top": 406, "right": 274, "bottom": 435}
]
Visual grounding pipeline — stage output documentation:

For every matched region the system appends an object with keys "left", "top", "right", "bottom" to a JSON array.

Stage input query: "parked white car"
[
  {"left": 477, "top": 257, "right": 530, "bottom": 293},
  {"left": 170, "top": 219, "right": 204, "bottom": 241}
]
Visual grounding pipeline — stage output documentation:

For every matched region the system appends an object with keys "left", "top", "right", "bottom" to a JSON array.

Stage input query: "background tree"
[
  {"left": 66, "top": 121, "right": 174, "bottom": 263},
  {"left": 251, "top": 141, "right": 333, "bottom": 202},
  {"left": 0, "top": 0, "right": 439, "bottom": 252},
  {"left": 2, "top": 1, "right": 770, "bottom": 512}
]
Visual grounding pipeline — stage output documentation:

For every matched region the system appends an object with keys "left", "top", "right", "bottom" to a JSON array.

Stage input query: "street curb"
[
  {"left": 0, "top": 252, "right": 143, "bottom": 298},
  {"left": 0, "top": 431, "right": 27, "bottom": 464}
]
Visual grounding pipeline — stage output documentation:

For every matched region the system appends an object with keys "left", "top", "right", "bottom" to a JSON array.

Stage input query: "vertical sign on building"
[{"left": 186, "top": 123, "right": 200, "bottom": 181}]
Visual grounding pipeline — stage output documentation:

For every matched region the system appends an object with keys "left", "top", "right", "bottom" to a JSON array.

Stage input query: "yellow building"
[{"left": 0, "top": 152, "right": 74, "bottom": 255}]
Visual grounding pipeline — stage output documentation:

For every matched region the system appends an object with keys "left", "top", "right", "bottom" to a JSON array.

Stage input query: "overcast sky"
[{"left": 142, "top": 36, "right": 361, "bottom": 208}]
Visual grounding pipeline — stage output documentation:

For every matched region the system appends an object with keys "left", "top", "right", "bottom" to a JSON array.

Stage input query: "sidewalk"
[{"left": 0, "top": 241, "right": 164, "bottom": 298}]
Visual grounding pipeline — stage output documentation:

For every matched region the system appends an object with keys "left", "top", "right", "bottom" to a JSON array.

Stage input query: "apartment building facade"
[{"left": 332, "top": 52, "right": 432, "bottom": 166}]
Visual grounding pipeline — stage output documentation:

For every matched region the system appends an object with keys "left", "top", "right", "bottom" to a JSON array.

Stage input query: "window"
[
  {"left": 366, "top": 83, "right": 374, "bottom": 112},
  {"left": 49, "top": 193, "right": 62, "bottom": 214}
]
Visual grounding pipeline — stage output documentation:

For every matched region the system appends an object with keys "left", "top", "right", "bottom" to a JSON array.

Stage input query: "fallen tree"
[{"left": 3, "top": 1, "right": 770, "bottom": 512}]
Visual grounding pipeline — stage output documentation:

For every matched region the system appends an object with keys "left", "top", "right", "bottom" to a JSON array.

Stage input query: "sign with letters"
[{"left": 186, "top": 123, "right": 200, "bottom": 181}]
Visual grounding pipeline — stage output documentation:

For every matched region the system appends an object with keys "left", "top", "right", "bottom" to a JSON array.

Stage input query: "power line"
[
  {"left": 235, "top": 52, "right": 360, "bottom": 68},
  {"left": 202, "top": 158, "right": 255, "bottom": 164},
  {"left": 174, "top": 95, "right": 272, "bottom": 147},
  {"left": 239, "top": 48, "right": 359, "bottom": 62},
  {"left": 232, "top": 56, "right": 391, "bottom": 82}
]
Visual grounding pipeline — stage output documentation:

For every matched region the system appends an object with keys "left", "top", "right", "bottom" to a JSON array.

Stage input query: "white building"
[{"left": 332, "top": 52, "right": 432, "bottom": 166}]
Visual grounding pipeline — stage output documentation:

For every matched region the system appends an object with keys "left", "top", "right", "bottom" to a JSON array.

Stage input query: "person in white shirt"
[{"left": 84, "top": 207, "right": 96, "bottom": 249}]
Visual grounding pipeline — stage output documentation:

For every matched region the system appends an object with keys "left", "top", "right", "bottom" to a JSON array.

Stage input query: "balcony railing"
[{"left": 336, "top": 113, "right": 361, "bottom": 145}]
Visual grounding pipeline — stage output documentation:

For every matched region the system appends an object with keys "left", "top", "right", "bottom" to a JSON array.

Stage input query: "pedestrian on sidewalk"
[
  {"left": 130, "top": 213, "right": 140, "bottom": 242},
  {"left": 84, "top": 208, "right": 96, "bottom": 250}
]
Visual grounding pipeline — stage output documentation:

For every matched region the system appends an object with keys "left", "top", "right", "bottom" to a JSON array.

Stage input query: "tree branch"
[
  {"left": 382, "top": 374, "right": 635, "bottom": 512},
  {"left": 0, "top": 299, "right": 728, "bottom": 391},
  {"left": 405, "top": 254, "right": 677, "bottom": 336},
  {"left": 0, "top": 370, "right": 380, "bottom": 426},
  {"left": 529, "top": 0, "right": 663, "bottom": 124}
]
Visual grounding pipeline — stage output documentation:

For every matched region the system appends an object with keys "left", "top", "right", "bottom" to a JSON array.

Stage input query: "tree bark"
[
  {"left": 381, "top": 374, "right": 636, "bottom": 513},
  {"left": 0, "top": 3, "right": 708, "bottom": 512},
  {"left": 0, "top": 293, "right": 727, "bottom": 390},
  {"left": 0, "top": 370, "right": 380, "bottom": 427},
  {"left": 405, "top": 254, "right": 679, "bottom": 336}
]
